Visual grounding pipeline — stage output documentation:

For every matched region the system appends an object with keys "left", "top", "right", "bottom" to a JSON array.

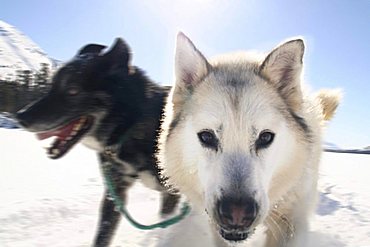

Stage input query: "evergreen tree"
[
  {"left": 35, "top": 63, "right": 50, "bottom": 89},
  {"left": 16, "top": 69, "right": 33, "bottom": 88},
  {"left": 0, "top": 79, "right": 18, "bottom": 112}
]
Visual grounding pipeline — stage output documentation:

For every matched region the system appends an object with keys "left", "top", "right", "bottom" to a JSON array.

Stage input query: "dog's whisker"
[
  {"left": 270, "top": 210, "right": 295, "bottom": 238},
  {"left": 266, "top": 214, "right": 289, "bottom": 245},
  {"left": 264, "top": 218, "right": 279, "bottom": 242}
]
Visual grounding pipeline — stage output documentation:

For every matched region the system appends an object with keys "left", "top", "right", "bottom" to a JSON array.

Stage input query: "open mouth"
[
  {"left": 219, "top": 228, "right": 250, "bottom": 242},
  {"left": 36, "top": 116, "right": 94, "bottom": 159}
]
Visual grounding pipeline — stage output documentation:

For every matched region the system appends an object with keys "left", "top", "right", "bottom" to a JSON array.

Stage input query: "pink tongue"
[{"left": 36, "top": 118, "right": 81, "bottom": 140}]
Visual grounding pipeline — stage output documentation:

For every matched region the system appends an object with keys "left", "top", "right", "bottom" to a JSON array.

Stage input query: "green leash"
[
  {"left": 102, "top": 127, "right": 191, "bottom": 230},
  {"left": 102, "top": 163, "right": 191, "bottom": 230}
]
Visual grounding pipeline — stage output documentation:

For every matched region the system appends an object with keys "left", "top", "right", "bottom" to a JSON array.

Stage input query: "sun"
[{"left": 136, "top": 0, "right": 226, "bottom": 30}]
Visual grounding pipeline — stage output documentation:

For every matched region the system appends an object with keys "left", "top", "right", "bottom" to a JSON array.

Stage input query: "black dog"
[{"left": 16, "top": 38, "right": 179, "bottom": 246}]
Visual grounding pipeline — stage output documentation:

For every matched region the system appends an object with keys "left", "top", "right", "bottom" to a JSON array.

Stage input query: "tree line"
[{"left": 0, "top": 63, "right": 52, "bottom": 113}]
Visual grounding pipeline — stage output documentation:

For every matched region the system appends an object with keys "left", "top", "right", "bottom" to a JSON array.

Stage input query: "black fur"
[{"left": 16, "top": 38, "right": 179, "bottom": 247}]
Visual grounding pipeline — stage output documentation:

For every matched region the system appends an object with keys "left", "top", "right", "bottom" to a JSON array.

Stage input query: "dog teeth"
[
  {"left": 66, "top": 123, "right": 83, "bottom": 141},
  {"left": 73, "top": 123, "right": 82, "bottom": 131},
  {"left": 51, "top": 148, "right": 60, "bottom": 156}
]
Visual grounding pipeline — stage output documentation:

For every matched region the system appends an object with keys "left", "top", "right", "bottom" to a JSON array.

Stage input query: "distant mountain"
[
  {"left": 323, "top": 142, "right": 340, "bottom": 150},
  {"left": 0, "top": 20, "right": 60, "bottom": 80},
  {"left": 324, "top": 141, "right": 370, "bottom": 155}
]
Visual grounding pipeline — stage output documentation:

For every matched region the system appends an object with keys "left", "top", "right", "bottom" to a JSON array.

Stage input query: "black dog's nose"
[
  {"left": 217, "top": 197, "right": 258, "bottom": 229},
  {"left": 15, "top": 110, "right": 31, "bottom": 128}
]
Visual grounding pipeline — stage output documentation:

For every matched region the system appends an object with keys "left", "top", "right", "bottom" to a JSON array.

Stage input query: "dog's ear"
[
  {"left": 173, "top": 32, "right": 210, "bottom": 104},
  {"left": 259, "top": 39, "right": 305, "bottom": 112},
  {"left": 78, "top": 44, "right": 107, "bottom": 56},
  {"left": 101, "top": 38, "right": 131, "bottom": 73},
  {"left": 315, "top": 89, "right": 341, "bottom": 122}
]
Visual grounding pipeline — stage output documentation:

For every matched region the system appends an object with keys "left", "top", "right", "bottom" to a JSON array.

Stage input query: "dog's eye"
[
  {"left": 256, "top": 131, "right": 275, "bottom": 149},
  {"left": 67, "top": 87, "right": 80, "bottom": 96},
  {"left": 197, "top": 130, "right": 219, "bottom": 151}
]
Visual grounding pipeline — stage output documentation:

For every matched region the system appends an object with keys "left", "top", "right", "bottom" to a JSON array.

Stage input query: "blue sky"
[{"left": 1, "top": 0, "right": 370, "bottom": 148}]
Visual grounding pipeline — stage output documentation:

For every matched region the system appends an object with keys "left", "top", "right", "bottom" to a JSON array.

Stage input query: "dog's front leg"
[
  {"left": 160, "top": 191, "right": 180, "bottom": 215},
  {"left": 93, "top": 190, "right": 123, "bottom": 247},
  {"left": 94, "top": 155, "right": 134, "bottom": 247}
]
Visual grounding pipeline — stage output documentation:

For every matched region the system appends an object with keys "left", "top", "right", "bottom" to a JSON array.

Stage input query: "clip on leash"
[{"left": 102, "top": 163, "right": 191, "bottom": 230}]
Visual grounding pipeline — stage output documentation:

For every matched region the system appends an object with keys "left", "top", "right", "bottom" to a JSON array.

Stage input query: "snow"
[
  {"left": 0, "top": 129, "right": 369, "bottom": 246},
  {"left": 0, "top": 20, "right": 58, "bottom": 80},
  {"left": 310, "top": 153, "right": 370, "bottom": 246},
  {"left": 0, "top": 113, "right": 19, "bottom": 129}
]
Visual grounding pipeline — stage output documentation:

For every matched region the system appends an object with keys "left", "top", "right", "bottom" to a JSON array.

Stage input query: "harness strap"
[
  {"left": 102, "top": 162, "right": 191, "bottom": 230},
  {"left": 102, "top": 125, "right": 190, "bottom": 230}
]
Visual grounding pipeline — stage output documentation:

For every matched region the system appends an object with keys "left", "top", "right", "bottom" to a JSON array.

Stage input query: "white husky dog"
[{"left": 157, "top": 33, "right": 340, "bottom": 247}]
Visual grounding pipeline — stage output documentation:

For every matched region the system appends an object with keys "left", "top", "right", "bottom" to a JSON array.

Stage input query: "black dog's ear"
[
  {"left": 101, "top": 38, "right": 131, "bottom": 73},
  {"left": 78, "top": 44, "right": 107, "bottom": 56}
]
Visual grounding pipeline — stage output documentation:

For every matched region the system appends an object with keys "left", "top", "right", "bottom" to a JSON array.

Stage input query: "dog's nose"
[
  {"left": 216, "top": 197, "right": 258, "bottom": 229},
  {"left": 15, "top": 111, "right": 30, "bottom": 128}
]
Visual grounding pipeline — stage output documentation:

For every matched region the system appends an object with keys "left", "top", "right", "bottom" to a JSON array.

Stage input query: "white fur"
[
  {"left": 157, "top": 33, "right": 340, "bottom": 247},
  {"left": 139, "top": 171, "right": 162, "bottom": 191},
  {"left": 81, "top": 135, "right": 104, "bottom": 151},
  {"left": 81, "top": 112, "right": 107, "bottom": 151}
]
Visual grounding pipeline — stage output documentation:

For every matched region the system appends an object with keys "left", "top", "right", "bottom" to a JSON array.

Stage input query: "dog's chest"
[
  {"left": 83, "top": 133, "right": 163, "bottom": 191},
  {"left": 108, "top": 156, "right": 162, "bottom": 191}
]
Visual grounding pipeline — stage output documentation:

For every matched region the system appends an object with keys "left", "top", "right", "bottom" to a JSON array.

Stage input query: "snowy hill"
[
  {"left": 0, "top": 129, "right": 369, "bottom": 246},
  {"left": 0, "top": 20, "right": 59, "bottom": 80}
]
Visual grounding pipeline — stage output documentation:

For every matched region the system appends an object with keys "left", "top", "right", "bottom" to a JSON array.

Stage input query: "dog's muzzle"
[{"left": 214, "top": 196, "right": 258, "bottom": 241}]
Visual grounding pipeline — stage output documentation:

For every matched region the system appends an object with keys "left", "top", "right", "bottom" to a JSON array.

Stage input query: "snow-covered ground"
[{"left": 0, "top": 129, "right": 369, "bottom": 247}]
